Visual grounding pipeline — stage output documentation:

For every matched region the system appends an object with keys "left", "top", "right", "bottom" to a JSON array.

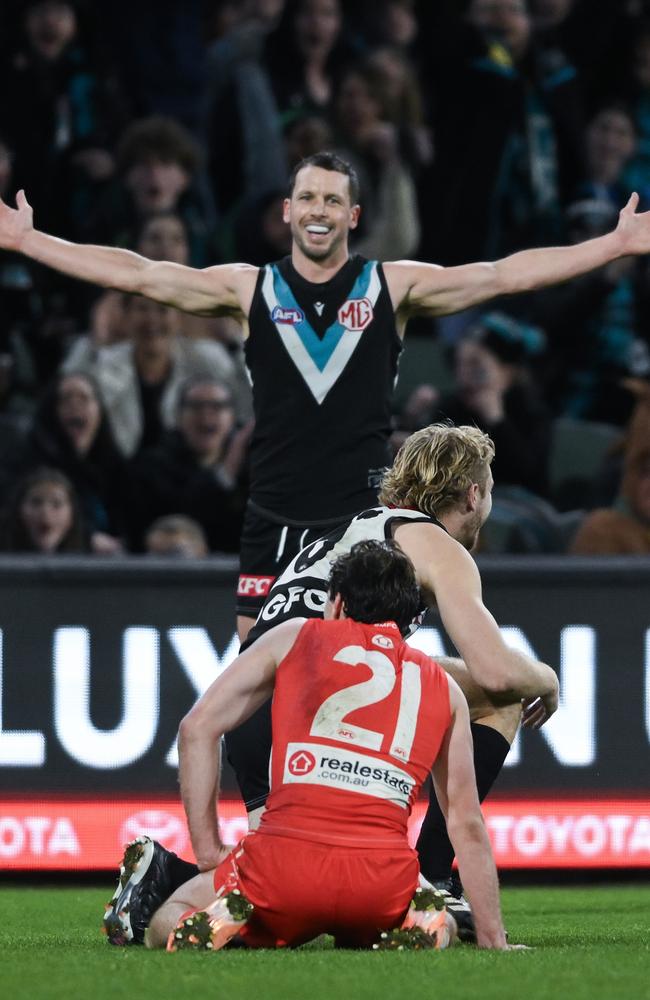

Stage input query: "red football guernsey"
[{"left": 258, "top": 617, "right": 451, "bottom": 848}]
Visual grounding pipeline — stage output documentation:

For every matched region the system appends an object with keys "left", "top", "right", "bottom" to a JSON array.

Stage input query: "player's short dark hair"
[
  {"left": 328, "top": 540, "right": 419, "bottom": 633},
  {"left": 288, "top": 152, "right": 360, "bottom": 204}
]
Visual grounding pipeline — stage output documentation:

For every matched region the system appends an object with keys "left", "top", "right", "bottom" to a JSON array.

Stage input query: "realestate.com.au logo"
[
  {"left": 288, "top": 750, "right": 316, "bottom": 775},
  {"left": 283, "top": 742, "right": 414, "bottom": 805}
]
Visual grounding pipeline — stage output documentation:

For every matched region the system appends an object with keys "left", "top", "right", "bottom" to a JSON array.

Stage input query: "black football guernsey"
[
  {"left": 245, "top": 254, "right": 402, "bottom": 522},
  {"left": 242, "top": 506, "right": 443, "bottom": 650}
]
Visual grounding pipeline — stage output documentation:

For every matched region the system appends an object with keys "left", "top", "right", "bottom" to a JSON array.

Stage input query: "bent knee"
[{"left": 471, "top": 702, "right": 522, "bottom": 744}]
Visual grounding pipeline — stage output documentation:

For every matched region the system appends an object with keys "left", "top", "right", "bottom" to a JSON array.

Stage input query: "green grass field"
[{"left": 2, "top": 883, "right": 648, "bottom": 1000}]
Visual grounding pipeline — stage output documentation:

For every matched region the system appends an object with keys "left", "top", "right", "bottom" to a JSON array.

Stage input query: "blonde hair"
[{"left": 379, "top": 424, "right": 495, "bottom": 517}]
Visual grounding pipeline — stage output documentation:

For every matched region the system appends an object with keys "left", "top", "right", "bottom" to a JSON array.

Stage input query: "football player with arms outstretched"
[{"left": 2, "top": 153, "right": 650, "bottom": 642}]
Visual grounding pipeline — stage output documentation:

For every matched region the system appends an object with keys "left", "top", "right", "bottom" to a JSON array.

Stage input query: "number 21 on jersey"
[{"left": 309, "top": 644, "right": 422, "bottom": 763}]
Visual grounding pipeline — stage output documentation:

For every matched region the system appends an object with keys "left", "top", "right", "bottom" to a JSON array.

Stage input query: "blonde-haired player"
[{"left": 223, "top": 422, "right": 558, "bottom": 939}]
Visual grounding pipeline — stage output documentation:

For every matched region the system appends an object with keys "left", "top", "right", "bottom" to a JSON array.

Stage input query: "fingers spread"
[{"left": 521, "top": 697, "right": 547, "bottom": 729}]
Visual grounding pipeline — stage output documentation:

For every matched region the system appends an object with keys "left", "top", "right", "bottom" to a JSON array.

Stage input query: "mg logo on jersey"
[
  {"left": 337, "top": 297, "right": 374, "bottom": 332},
  {"left": 287, "top": 749, "right": 316, "bottom": 775},
  {"left": 271, "top": 305, "right": 304, "bottom": 325}
]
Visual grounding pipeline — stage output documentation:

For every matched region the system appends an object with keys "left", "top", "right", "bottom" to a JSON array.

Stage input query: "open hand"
[
  {"left": 0, "top": 190, "right": 34, "bottom": 252},
  {"left": 614, "top": 192, "right": 650, "bottom": 256},
  {"left": 521, "top": 692, "right": 557, "bottom": 729}
]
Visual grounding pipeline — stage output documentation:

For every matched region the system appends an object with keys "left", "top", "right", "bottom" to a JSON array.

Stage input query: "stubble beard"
[
  {"left": 459, "top": 510, "right": 484, "bottom": 552},
  {"left": 293, "top": 224, "right": 346, "bottom": 263}
]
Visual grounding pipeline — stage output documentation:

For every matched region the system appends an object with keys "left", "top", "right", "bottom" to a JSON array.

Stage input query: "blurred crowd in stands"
[{"left": 1, "top": 0, "right": 650, "bottom": 556}]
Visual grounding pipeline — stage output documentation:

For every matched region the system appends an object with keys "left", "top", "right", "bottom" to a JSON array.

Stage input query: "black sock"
[
  {"left": 167, "top": 854, "right": 200, "bottom": 891},
  {"left": 416, "top": 722, "right": 511, "bottom": 884}
]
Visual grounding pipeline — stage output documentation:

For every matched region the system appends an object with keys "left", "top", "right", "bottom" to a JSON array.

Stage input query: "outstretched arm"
[
  {"left": 177, "top": 619, "right": 303, "bottom": 870},
  {"left": 0, "top": 190, "right": 256, "bottom": 318},
  {"left": 386, "top": 193, "right": 649, "bottom": 318}
]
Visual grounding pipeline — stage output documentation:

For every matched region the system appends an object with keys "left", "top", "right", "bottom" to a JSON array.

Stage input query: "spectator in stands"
[
  {"left": 420, "top": 0, "right": 584, "bottom": 264},
  {"left": 2, "top": 372, "right": 127, "bottom": 554},
  {"left": 441, "top": 314, "right": 551, "bottom": 497},
  {"left": 576, "top": 102, "right": 641, "bottom": 209},
  {"left": 61, "top": 296, "right": 240, "bottom": 457},
  {"left": 331, "top": 65, "right": 420, "bottom": 259},
  {"left": 202, "top": 1, "right": 288, "bottom": 219},
  {"left": 264, "top": 0, "right": 355, "bottom": 116},
  {"left": 93, "top": 0, "right": 207, "bottom": 134},
  {"left": 529, "top": 0, "right": 575, "bottom": 31},
  {"left": 364, "top": 47, "right": 433, "bottom": 175},
  {"left": 389, "top": 382, "right": 440, "bottom": 458},
  {"left": 83, "top": 116, "right": 216, "bottom": 267},
  {"left": 531, "top": 197, "right": 650, "bottom": 424},
  {"left": 283, "top": 112, "right": 334, "bottom": 169},
  {"left": 570, "top": 379, "right": 650, "bottom": 554},
  {"left": 0, "top": 132, "right": 43, "bottom": 421},
  {"left": 354, "top": 0, "right": 419, "bottom": 54},
  {"left": 231, "top": 189, "right": 293, "bottom": 266},
  {"left": 0, "top": 134, "right": 35, "bottom": 347},
  {"left": 0, "top": 0, "right": 128, "bottom": 238},
  {"left": 621, "top": 20, "right": 650, "bottom": 197},
  {"left": 395, "top": 313, "right": 550, "bottom": 497},
  {"left": 0, "top": 466, "right": 87, "bottom": 553},
  {"left": 136, "top": 211, "right": 191, "bottom": 266},
  {"left": 144, "top": 514, "right": 209, "bottom": 558},
  {"left": 535, "top": 0, "right": 640, "bottom": 110},
  {"left": 125, "top": 376, "right": 250, "bottom": 553}
]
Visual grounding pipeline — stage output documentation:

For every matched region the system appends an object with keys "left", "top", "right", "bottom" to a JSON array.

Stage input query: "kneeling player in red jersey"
[{"left": 137, "top": 540, "right": 511, "bottom": 951}]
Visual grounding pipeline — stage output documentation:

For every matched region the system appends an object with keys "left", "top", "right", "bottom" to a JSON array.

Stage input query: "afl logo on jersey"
[
  {"left": 338, "top": 297, "right": 374, "bottom": 332},
  {"left": 287, "top": 749, "right": 316, "bottom": 775},
  {"left": 271, "top": 305, "right": 304, "bottom": 325},
  {"left": 372, "top": 634, "right": 394, "bottom": 650}
]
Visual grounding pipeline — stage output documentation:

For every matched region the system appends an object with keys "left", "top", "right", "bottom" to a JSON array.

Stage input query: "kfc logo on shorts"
[
  {"left": 337, "top": 298, "right": 374, "bottom": 332},
  {"left": 287, "top": 750, "right": 316, "bottom": 775},
  {"left": 238, "top": 575, "right": 275, "bottom": 598},
  {"left": 120, "top": 810, "right": 188, "bottom": 855},
  {"left": 271, "top": 305, "right": 304, "bottom": 325}
]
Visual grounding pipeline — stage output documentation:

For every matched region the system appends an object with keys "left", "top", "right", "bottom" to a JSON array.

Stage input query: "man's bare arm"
[
  {"left": 396, "top": 523, "right": 559, "bottom": 718},
  {"left": 386, "top": 192, "right": 648, "bottom": 318},
  {"left": 178, "top": 619, "right": 303, "bottom": 870},
  {"left": 0, "top": 190, "right": 256, "bottom": 318},
  {"left": 432, "top": 679, "right": 507, "bottom": 949}
]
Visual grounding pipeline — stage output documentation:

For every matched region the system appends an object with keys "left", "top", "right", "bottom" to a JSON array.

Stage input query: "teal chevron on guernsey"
[{"left": 261, "top": 261, "right": 382, "bottom": 404}]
